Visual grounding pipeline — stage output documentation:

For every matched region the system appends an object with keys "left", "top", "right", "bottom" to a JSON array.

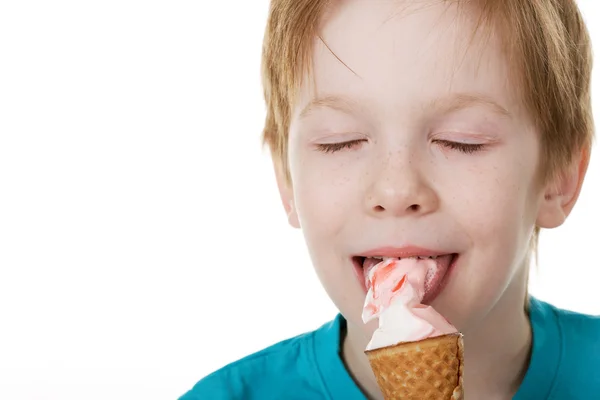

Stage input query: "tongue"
[
  {"left": 362, "top": 257, "right": 382, "bottom": 275},
  {"left": 363, "top": 255, "right": 453, "bottom": 292}
]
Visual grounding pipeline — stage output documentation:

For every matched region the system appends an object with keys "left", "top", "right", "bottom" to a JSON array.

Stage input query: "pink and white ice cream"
[{"left": 362, "top": 257, "right": 457, "bottom": 350}]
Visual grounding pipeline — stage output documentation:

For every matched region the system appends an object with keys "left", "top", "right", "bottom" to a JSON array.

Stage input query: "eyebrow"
[
  {"left": 298, "top": 92, "right": 511, "bottom": 120},
  {"left": 427, "top": 92, "right": 512, "bottom": 118},
  {"left": 298, "top": 94, "right": 362, "bottom": 120}
]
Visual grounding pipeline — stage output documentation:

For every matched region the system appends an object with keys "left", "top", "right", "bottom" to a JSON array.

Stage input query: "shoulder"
[
  {"left": 178, "top": 327, "right": 328, "bottom": 400},
  {"left": 537, "top": 299, "right": 600, "bottom": 394},
  {"left": 553, "top": 304, "right": 600, "bottom": 361},
  {"left": 531, "top": 297, "right": 600, "bottom": 348},
  {"left": 549, "top": 302, "right": 600, "bottom": 357}
]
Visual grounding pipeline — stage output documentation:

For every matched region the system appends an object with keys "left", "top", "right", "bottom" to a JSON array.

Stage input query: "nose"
[{"left": 365, "top": 152, "right": 439, "bottom": 218}]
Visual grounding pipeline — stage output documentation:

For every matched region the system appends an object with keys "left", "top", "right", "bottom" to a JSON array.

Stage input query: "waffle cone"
[{"left": 365, "top": 333, "right": 464, "bottom": 400}]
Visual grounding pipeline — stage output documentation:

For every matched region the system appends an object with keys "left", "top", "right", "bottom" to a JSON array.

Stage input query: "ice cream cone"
[{"left": 365, "top": 332, "right": 464, "bottom": 400}]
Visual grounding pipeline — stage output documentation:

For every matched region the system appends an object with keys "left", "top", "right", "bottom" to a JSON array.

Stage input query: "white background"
[{"left": 0, "top": 1, "right": 598, "bottom": 399}]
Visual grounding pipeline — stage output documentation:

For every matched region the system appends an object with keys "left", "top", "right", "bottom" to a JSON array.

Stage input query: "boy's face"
[{"left": 277, "top": 1, "right": 571, "bottom": 340}]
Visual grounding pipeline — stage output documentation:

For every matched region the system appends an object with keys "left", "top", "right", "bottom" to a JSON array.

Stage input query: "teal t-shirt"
[{"left": 180, "top": 298, "right": 600, "bottom": 399}]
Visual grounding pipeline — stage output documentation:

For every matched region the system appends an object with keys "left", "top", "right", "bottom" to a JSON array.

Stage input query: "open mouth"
[{"left": 352, "top": 253, "right": 458, "bottom": 304}]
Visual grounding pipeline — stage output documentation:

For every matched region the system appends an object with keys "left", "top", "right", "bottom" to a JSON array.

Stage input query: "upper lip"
[{"left": 356, "top": 246, "right": 451, "bottom": 259}]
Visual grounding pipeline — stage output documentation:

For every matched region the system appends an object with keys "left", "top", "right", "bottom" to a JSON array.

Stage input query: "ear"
[
  {"left": 273, "top": 158, "right": 301, "bottom": 229},
  {"left": 536, "top": 147, "right": 590, "bottom": 229}
]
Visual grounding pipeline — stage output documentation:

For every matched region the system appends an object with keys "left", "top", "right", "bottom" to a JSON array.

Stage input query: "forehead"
[{"left": 293, "top": 0, "right": 519, "bottom": 121}]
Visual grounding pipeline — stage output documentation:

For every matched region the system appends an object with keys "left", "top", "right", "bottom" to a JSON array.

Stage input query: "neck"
[
  {"left": 341, "top": 266, "right": 532, "bottom": 400},
  {"left": 462, "top": 266, "right": 532, "bottom": 398}
]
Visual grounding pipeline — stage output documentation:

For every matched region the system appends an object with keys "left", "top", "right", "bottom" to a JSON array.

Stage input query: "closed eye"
[
  {"left": 315, "top": 139, "right": 366, "bottom": 153},
  {"left": 435, "top": 140, "right": 486, "bottom": 154},
  {"left": 316, "top": 139, "right": 485, "bottom": 154}
]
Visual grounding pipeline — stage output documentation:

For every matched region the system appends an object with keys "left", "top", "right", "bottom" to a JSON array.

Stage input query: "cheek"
[
  {"left": 447, "top": 159, "right": 538, "bottom": 259},
  {"left": 291, "top": 154, "right": 363, "bottom": 236},
  {"left": 462, "top": 163, "right": 538, "bottom": 261},
  {"left": 441, "top": 166, "right": 537, "bottom": 323},
  {"left": 289, "top": 152, "right": 367, "bottom": 300},
  {"left": 465, "top": 153, "right": 534, "bottom": 213}
]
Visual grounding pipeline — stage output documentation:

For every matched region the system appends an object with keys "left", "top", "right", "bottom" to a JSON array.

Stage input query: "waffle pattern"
[{"left": 365, "top": 333, "right": 464, "bottom": 400}]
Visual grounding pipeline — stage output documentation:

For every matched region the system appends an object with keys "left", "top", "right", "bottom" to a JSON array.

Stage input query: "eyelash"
[
  {"left": 315, "top": 140, "right": 366, "bottom": 153},
  {"left": 435, "top": 140, "right": 486, "bottom": 154},
  {"left": 315, "top": 140, "right": 485, "bottom": 154}
]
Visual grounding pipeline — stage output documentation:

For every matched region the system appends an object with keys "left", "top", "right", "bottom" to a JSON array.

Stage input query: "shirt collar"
[
  {"left": 311, "top": 297, "right": 561, "bottom": 400},
  {"left": 513, "top": 296, "right": 562, "bottom": 399},
  {"left": 311, "top": 314, "right": 367, "bottom": 399}
]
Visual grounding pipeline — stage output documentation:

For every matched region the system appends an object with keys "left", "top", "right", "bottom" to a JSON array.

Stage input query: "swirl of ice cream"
[{"left": 362, "top": 257, "right": 457, "bottom": 350}]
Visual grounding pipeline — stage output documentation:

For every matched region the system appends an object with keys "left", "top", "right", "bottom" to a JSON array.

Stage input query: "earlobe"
[
  {"left": 273, "top": 158, "right": 301, "bottom": 229},
  {"left": 536, "top": 147, "right": 590, "bottom": 229},
  {"left": 285, "top": 199, "right": 301, "bottom": 228}
]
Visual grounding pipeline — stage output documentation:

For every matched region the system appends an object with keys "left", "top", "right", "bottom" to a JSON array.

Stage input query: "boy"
[{"left": 181, "top": 0, "right": 599, "bottom": 398}]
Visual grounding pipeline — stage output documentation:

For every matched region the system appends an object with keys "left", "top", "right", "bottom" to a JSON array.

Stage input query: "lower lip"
[{"left": 352, "top": 254, "right": 459, "bottom": 304}]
